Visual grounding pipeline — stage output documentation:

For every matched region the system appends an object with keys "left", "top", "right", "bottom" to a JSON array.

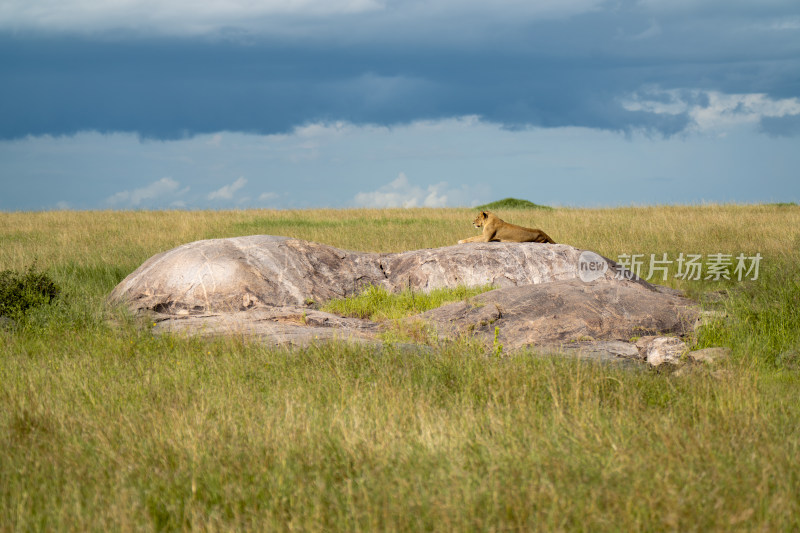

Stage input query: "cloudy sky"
[{"left": 1, "top": 0, "right": 799, "bottom": 210}]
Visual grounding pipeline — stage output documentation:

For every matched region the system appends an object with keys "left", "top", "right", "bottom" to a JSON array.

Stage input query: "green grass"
[
  {"left": 694, "top": 259, "right": 800, "bottom": 369},
  {"left": 322, "top": 283, "right": 495, "bottom": 321},
  {"left": 474, "top": 197, "right": 554, "bottom": 210},
  {"left": 1, "top": 206, "right": 800, "bottom": 530}
]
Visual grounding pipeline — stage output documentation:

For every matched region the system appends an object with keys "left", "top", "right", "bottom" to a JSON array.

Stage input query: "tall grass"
[
  {"left": 3, "top": 204, "right": 797, "bottom": 268},
  {"left": 695, "top": 260, "right": 800, "bottom": 368},
  {"left": 1, "top": 205, "right": 800, "bottom": 530}
]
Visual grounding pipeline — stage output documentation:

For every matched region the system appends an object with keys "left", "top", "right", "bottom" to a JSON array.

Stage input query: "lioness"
[{"left": 458, "top": 211, "right": 556, "bottom": 244}]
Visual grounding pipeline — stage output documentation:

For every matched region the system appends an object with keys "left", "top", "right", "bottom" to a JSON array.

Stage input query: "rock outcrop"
[
  {"left": 151, "top": 306, "right": 380, "bottom": 347},
  {"left": 110, "top": 235, "right": 700, "bottom": 364},
  {"left": 110, "top": 235, "right": 627, "bottom": 313},
  {"left": 415, "top": 279, "right": 696, "bottom": 352}
]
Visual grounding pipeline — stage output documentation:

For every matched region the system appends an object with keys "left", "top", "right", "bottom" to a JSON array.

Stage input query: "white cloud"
[
  {"left": 354, "top": 172, "right": 450, "bottom": 208},
  {"left": 623, "top": 88, "right": 800, "bottom": 134},
  {"left": 0, "top": 0, "right": 384, "bottom": 34},
  {"left": 105, "top": 177, "right": 186, "bottom": 207},
  {"left": 208, "top": 177, "right": 247, "bottom": 200},
  {"left": 205, "top": 133, "right": 223, "bottom": 147},
  {"left": 294, "top": 121, "right": 353, "bottom": 139},
  {"left": 259, "top": 192, "right": 279, "bottom": 201},
  {"left": 0, "top": 0, "right": 604, "bottom": 36}
]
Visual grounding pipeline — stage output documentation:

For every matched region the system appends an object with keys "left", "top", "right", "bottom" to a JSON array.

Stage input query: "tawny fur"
[{"left": 457, "top": 211, "right": 555, "bottom": 244}]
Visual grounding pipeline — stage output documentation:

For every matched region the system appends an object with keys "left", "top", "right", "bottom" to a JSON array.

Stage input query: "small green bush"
[
  {"left": 474, "top": 197, "right": 553, "bottom": 210},
  {"left": 0, "top": 264, "right": 60, "bottom": 319}
]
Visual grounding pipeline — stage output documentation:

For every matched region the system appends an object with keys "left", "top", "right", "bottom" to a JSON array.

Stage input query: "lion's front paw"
[{"left": 457, "top": 239, "right": 466, "bottom": 244}]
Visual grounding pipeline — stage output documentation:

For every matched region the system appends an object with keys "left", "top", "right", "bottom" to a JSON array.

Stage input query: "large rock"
[
  {"left": 414, "top": 279, "right": 697, "bottom": 352},
  {"left": 110, "top": 236, "right": 383, "bottom": 313},
  {"left": 151, "top": 306, "right": 380, "bottom": 347},
  {"left": 642, "top": 336, "right": 689, "bottom": 367},
  {"left": 110, "top": 235, "right": 699, "bottom": 363},
  {"left": 109, "top": 235, "right": 625, "bottom": 314}
]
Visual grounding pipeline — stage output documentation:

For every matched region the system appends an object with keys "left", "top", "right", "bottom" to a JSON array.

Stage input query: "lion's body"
[{"left": 457, "top": 211, "right": 555, "bottom": 244}]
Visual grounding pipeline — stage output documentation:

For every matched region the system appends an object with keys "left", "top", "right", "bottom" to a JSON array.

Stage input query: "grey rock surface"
[
  {"left": 110, "top": 236, "right": 386, "bottom": 313},
  {"left": 686, "top": 347, "right": 731, "bottom": 364},
  {"left": 415, "top": 279, "right": 697, "bottom": 352},
  {"left": 110, "top": 235, "right": 625, "bottom": 314},
  {"left": 542, "top": 340, "right": 643, "bottom": 368},
  {"left": 643, "top": 336, "right": 688, "bottom": 367},
  {"left": 152, "top": 306, "right": 381, "bottom": 348},
  {"left": 110, "top": 235, "right": 699, "bottom": 364}
]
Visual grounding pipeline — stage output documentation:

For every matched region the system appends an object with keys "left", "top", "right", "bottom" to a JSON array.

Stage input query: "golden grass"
[
  {"left": 1, "top": 204, "right": 799, "bottom": 531},
  {"left": 2, "top": 203, "right": 797, "bottom": 266}
]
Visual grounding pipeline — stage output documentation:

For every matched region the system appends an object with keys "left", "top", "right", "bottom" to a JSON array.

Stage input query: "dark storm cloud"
[{"left": 1, "top": 2, "right": 798, "bottom": 140}]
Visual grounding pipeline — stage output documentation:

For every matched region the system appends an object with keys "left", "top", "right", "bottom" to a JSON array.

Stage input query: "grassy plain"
[{"left": 1, "top": 205, "right": 799, "bottom": 531}]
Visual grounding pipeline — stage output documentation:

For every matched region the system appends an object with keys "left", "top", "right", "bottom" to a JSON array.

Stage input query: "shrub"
[{"left": 0, "top": 264, "right": 60, "bottom": 319}]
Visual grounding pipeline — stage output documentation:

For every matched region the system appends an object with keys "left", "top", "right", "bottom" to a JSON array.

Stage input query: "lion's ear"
[{"left": 481, "top": 211, "right": 488, "bottom": 218}]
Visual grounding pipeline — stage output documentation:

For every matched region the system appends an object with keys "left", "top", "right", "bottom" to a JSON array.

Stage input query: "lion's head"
[{"left": 472, "top": 211, "right": 490, "bottom": 229}]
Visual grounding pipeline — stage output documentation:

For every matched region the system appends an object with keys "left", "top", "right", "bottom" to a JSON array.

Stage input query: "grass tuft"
[{"left": 322, "top": 283, "right": 494, "bottom": 321}]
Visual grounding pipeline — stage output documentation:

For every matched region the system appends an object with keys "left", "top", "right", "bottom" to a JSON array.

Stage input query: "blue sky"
[{"left": 1, "top": 0, "right": 799, "bottom": 210}]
